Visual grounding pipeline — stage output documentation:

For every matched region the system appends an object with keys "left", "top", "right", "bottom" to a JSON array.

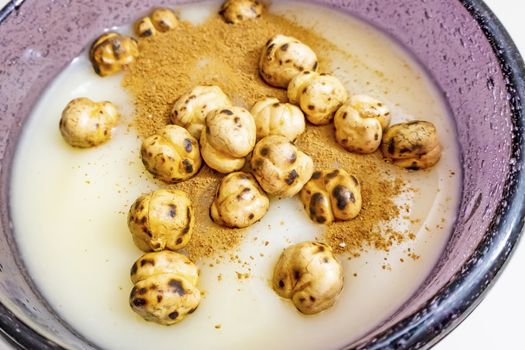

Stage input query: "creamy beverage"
[{"left": 10, "top": 2, "right": 460, "bottom": 349}]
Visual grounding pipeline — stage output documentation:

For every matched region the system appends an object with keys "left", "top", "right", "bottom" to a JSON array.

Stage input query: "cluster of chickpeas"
[{"left": 58, "top": 0, "right": 442, "bottom": 325}]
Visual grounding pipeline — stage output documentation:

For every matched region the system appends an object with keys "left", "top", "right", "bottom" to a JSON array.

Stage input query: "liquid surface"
[{"left": 11, "top": 2, "right": 461, "bottom": 349}]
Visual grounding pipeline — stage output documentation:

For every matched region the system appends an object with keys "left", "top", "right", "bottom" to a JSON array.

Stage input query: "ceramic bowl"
[{"left": 0, "top": 0, "right": 524, "bottom": 349}]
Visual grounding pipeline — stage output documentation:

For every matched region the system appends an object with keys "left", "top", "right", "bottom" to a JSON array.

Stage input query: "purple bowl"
[{"left": 0, "top": 0, "right": 524, "bottom": 349}]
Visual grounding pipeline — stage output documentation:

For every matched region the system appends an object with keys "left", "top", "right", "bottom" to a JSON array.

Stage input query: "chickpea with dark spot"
[
  {"left": 130, "top": 251, "right": 201, "bottom": 325},
  {"left": 381, "top": 121, "right": 441, "bottom": 170},
  {"left": 259, "top": 34, "right": 318, "bottom": 88},
  {"left": 59, "top": 97, "right": 119, "bottom": 148},
  {"left": 288, "top": 71, "right": 348, "bottom": 125},
  {"left": 251, "top": 97, "right": 306, "bottom": 141},
  {"left": 89, "top": 32, "right": 139, "bottom": 76},
  {"left": 300, "top": 169, "right": 362, "bottom": 224},
  {"left": 272, "top": 242, "right": 343, "bottom": 315},
  {"left": 220, "top": 0, "right": 264, "bottom": 24},
  {"left": 141, "top": 125, "right": 202, "bottom": 183},
  {"left": 150, "top": 8, "right": 179, "bottom": 31},
  {"left": 135, "top": 8, "right": 179, "bottom": 37},
  {"left": 200, "top": 107, "right": 256, "bottom": 174},
  {"left": 251, "top": 135, "right": 314, "bottom": 197},
  {"left": 171, "top": 86, "right": 232, "bottom": 139},
  {"left": 128, "top": 189, "right": 194, "bottom": 252},
  {"left": 211, "top": 172, "right": 269, "bottom": 228},
  {"left": 334, "top": 95, "right": 391, "bottom": 154}
]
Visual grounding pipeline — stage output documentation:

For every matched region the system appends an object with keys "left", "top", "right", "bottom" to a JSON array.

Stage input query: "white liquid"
[{"left": 10, "top": 2, "right": 461, "bottom": 349}]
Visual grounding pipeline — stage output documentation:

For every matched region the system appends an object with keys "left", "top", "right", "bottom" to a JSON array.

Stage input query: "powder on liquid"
[
  {"left": 295, "top": 125, "right": 406, "bottom": 255},
  {"left": 122, "top": 14, "right": 334, "bottom": 138},
  {"left": 123, "top": 12, "right": 410, "bottom": 260},
  {"left": 172, "top": 166, "right": 245, "bottom": 261}
]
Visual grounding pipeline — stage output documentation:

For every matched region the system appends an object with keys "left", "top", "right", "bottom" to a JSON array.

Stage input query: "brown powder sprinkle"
[
  {"left": 296, "top": 125, "right": 407, "bottom": 255},
  {"left": 235, "top": 272, "right": 250, "bottom": 280},
  {"left": 123, "top": 12, "right": 412, "bottom": 259},
  {"left": 172, "top": 166, "right": 246, "bottom": 261},
  {"left": 123, "top": 14, "right": 334, "bottom": 139}
]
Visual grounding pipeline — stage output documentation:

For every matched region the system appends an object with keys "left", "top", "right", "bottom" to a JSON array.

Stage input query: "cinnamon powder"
[
  {"left": 123, "top": 12, "right": 410, "bottom": 260},
  {"left": 122, "top": 14, "right": 334, "bottom": 139},
  {"left": 171, "top": 166, "right": 245, "bottom": 261},
  {"left": 295, "top": 125, "right": 406, "bottom": 255}
]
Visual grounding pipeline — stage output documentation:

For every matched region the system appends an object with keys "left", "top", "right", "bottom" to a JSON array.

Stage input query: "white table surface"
[{"left": 0, "top": 0, "right": 523, "bottom": 349}]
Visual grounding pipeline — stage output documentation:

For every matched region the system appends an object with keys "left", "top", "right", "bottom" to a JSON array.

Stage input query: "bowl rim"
[
  {"left": 354, "top": 0, "right": 525, "bottom": 348},
  {"left": 0, "top": 0, "right": 524, "bottom": 349}
]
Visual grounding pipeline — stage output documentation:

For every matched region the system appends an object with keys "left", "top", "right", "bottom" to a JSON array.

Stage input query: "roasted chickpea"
[
  {"left": 135, "top": 17, "right": 156, "bottom": 38},
  {"left": 89, "top": 32, "right": 139, "bottom": 77},
  {"left": 300, "top": 169, "right": 362, "bottom": 224},
  {"left": 220, "top": 0, "right": 264, "bottom": 24},
  {"left": 128, "top": 189, "right": 194, "bottom": 252},
  {"left": 334, "top": 95, "right": 391, "bottom": 154},
  {"left": 141, "top": 125, "right": 202, "bottom": 183},
  {"left": 135, "top": 8, "right": 179, "bottom": 37},
  {"left": 131, "top": 251, "right": 199, "bottom": 286},
  {"left": 59, "top": 97, "right": 119, "bottom": 148},
  {"left": 250, "top": 135, "right": 314, "bottom": 197},
  {"left": 171, "top": 86, "right": 232, "bottom": 139},
  {"left": 151, "top": 8, "right": 179, "bottom": 31},
  {"left": 130, "top": 251, "right": 200, "bottom": 326},
  {"left": 272, "top": 242, "right": 343, "bottom": 315},
  {"left": 288, "top": 71, "right": 348, "bottom": 125},
  {"left": 259, "top": 34, "right": 318, "bottom": 88},
  {"left": 251, "top": 97, "right": 306, "bottom": 141},
  {"left": 349, "top": 95, "right": 390, "bottom": 129},
  {"left": 200, "top": 107, "right": 256, "bottom": 174},
  {"left": 381, "top": 121, "right": 441, "bottom": 170},
  {"left": 210, "top": 172, "right": 269, "bottom": 228}
]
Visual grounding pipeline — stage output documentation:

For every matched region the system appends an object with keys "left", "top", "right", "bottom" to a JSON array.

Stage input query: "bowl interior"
[{"left": 0, "top": 0, "right": 522, "bottom": 349}]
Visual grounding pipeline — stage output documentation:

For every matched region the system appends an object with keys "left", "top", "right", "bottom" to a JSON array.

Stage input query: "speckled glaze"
[{"left": 0, "top": 0, "right": 524, "bottom": 349}]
